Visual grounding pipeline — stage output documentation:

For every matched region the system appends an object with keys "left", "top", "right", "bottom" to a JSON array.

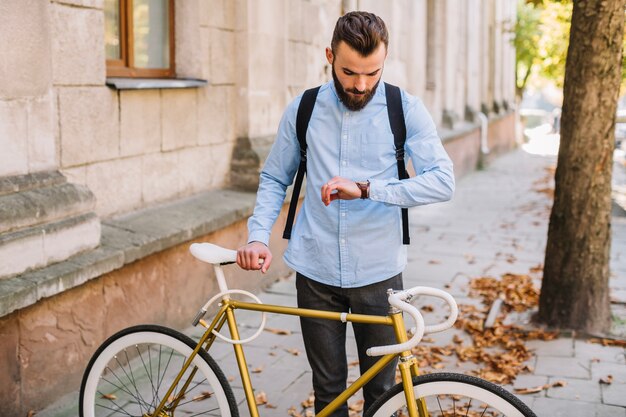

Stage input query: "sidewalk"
[{"left": 40, "top": 145, "right": 626, "bottom": 417}]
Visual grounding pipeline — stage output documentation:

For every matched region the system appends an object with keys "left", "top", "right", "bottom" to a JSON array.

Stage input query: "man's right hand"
[{"left": 237, "top": 241, "right": 272, "bottom": 273}]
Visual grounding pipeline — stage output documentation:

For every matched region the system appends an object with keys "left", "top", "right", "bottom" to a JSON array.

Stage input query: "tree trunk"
[{"left": 538, "top": 0, "right": 625, "bottom": 334}]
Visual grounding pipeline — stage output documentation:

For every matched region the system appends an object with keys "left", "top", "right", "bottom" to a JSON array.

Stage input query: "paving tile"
[
  {"left": 545, "top": 376, "right": 602, "bottom": 403},
  {"left": 531, "top": 397, "right": 604, "bottom": 417},
  {"left": 526, "top": 337, "right": 574, "bottom": 358},
  {"left": 591, "top": 361, "right": 626, "bottom": 384},
  {"left": 534, "top": 356, "right": 591, "bottom": 379},
  {"left": 601, "top": 382, "right": 626, "bottom": 407},
  {"left": 575, "top": 339, "right": 626, "bottom": 364}
]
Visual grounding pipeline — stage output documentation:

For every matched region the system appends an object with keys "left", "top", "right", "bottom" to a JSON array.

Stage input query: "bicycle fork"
[{"left": 390, "top": 309, "right": 429, "bottom": 417}]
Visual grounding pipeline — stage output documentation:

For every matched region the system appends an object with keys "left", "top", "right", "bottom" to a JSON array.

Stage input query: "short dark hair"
[{"left": 331, "top": 11, "right": 389, "bottom": 56}]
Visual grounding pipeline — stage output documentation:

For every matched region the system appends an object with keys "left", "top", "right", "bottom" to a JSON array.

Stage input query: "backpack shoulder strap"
[
  {"left": 283, "top": 86, "right": 321, "bottom": 240},
  {"left": 385, "top": 82, "right": 411, "bottom": 245}
]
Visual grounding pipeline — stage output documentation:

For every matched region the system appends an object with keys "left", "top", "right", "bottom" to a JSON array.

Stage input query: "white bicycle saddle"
[{"left": 189, "top": 243, "right": 237, "bottom": 265}]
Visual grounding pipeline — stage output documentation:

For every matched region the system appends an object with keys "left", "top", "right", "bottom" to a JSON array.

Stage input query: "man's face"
[{"left": 326, "top": 41, "right": 386, "bottom": 111}]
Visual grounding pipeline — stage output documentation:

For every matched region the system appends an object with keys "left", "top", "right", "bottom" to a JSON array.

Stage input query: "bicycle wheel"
[
  {"left": 365, "top": 373, "right": 536, "bottom": 417},
  {"left": 80, "top": 324, "right": 239, "bottom": 417}
]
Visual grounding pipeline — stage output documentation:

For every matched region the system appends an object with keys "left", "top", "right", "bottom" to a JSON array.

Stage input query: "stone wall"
[{"left": 0, "top": 206, "right": 293, "bottom": 415}]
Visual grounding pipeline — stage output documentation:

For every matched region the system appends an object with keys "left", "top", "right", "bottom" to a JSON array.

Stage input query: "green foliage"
[{"left": 514, "top": 0, "right": 572, "bottom": 98}]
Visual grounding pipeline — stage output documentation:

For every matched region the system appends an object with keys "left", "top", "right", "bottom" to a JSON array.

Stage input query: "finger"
[{"left": 261, "top": 252, "right": 272, "bottom": 273}]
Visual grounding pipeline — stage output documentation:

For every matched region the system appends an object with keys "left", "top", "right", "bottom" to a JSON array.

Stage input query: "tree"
[
  {"left": 513, "top": 0, "right": 572, "bottom": 100},
  {"left": 538, "top": 0, "right": 625, "bottom": 333}
]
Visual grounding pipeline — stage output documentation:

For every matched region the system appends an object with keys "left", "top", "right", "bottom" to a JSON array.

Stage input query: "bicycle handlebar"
[{"left": 366, "top": 286, "right": 459, "bottom": 357}]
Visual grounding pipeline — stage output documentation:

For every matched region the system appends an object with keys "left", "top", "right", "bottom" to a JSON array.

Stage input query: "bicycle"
[{"left": 79, "top": 242, "right": 537, "bottom": 417}]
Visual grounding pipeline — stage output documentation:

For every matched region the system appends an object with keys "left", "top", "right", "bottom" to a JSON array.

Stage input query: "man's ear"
[{"left": 325, "top": 47, "right": 334, "bottom": 65}]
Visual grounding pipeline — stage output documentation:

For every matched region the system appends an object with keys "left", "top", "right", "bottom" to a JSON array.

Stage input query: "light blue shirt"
[{"left": 248, "top": 80, "right": 454, "bottom": 288}]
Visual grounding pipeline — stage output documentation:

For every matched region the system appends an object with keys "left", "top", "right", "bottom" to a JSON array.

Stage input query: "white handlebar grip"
[
  {"left": 407, "top": 286, "right": 458, "bottom": 334},
  {"left": 366, "top": 292, "right": 425, "bottom": 357}
]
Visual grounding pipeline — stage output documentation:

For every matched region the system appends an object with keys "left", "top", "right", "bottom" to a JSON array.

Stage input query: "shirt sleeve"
[
  {"left": 368, "top": 94, "right": 455, "bottom": 208},
  {"left": 247, "top": 98, "right": 301, "bottom": 245}
]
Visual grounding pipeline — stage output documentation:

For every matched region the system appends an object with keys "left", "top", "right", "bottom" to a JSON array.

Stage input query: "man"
[{"left": 237, "top": 11, "right": 454, "bottom": 416}]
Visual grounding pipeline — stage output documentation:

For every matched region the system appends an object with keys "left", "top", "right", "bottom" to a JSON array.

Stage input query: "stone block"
[
  {"left": 141, "top": 151, "right": 180, "bottom": 204},
  {"left": 86, "top": 157, "right": 142, "bottom": 217},
  {"left": 50, "top": 3, "right": 105, "bottom": 85},
  {"left": 0, "top": 0, "right": 51, "bottom": 99},
  {"left": 177, "top": 146, "right": 213, "bottom": 195},
  {"left": 27, "top": 93, "right": 57, "bottom": 172},
  {"left": 575, "top": 339, "right": 626, "bottom": 364},
  {"left": 60, "top": 165, "right": 86, "bottom": 186},
  {"left": 591, "top": 361, "right": 626, "bottom": 384},
  {"left": 161, "top": 89, "right": 198, "bottom": 151},
  {"left": 199, "top": 27, "right": 211, "bottom": 80},
  {"left": 247, "top": 92, "right": 286, "bottom": 138},
  {"left": 43, "top": 214, "right": 100, "bottom": 264},
  {"left": 58, "top": 87, "right": 119, "bottom": 167},
  {"left": 197, "top": 85, "right": 236, "bottom": 145},
  {"left": 0, "top": 181, "right": 96, "bottom": 235},
  {"left": 174, "top": 0, "right": 202, "bottom": 79},
  {"left": 209, "top": 28, "right": 237, "bottom": 85},
  {"left": 120, "top": 89, "right": 161, "bottom": 157},
  {"left": 0, "top": 231, "right": 45, "bottom": 278},
  {"left": 0, "top": 314, "right": 20, "bottom": 414},
  {"left": 0, "top": 99, "right": 29, "bottom": 176},
  {"left": 19, "top": 279, "right": 105, "bottom": 411},
  {"left": 0, "top": 278, "right": 37, "bottom": 323},
  {"left": 201, "top": 0, "right": 236, "bottom": 29}
]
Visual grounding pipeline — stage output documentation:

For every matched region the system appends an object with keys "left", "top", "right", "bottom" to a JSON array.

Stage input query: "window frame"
[{"left": 106, "top": 0, "right": 176, "bottom": 78}]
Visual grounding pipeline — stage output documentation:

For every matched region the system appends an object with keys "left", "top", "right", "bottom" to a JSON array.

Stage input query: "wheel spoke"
[{"left": 81, "top": 327, "right": 237, "bottom": 417}]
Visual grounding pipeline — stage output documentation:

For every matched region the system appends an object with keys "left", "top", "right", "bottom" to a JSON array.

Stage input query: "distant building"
[{"left": 0, "top": 0, "right": 516, "bottom": 413}]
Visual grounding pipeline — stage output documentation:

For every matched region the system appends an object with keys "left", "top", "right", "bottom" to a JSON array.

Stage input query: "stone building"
[{"left": 0, "top": 0, "right": 516, "bottom": 414}]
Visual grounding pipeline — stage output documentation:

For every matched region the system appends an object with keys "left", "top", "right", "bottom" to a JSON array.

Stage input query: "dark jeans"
[{"left": 296, "top": 272, "right": 403, "bottom": 417}]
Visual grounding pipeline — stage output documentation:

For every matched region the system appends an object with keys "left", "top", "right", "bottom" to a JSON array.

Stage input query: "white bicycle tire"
[
  {"left": 368, "top": 373, "right": 536, "bottom": 417},
  {"left": 80, "top": 325, "right": 237, "bottom": 417}
]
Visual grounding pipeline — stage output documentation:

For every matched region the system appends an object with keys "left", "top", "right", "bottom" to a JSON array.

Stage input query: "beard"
[{"left": 332, "top": 65, "right": 380, "bottom": 112}]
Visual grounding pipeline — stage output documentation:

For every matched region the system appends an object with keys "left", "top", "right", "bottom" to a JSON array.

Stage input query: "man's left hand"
[{"left": 321, "top": 176, "right": 361, "bottom": 206}]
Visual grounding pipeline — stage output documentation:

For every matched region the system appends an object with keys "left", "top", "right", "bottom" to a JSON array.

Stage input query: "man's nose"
[{"left": 354, "top": 76, "right": 367, "bottom": 93}]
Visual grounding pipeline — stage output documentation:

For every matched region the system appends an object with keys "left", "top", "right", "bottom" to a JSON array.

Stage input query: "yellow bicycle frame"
[{"left": 153, "top": 298, "right": 430, "bottom": 417}]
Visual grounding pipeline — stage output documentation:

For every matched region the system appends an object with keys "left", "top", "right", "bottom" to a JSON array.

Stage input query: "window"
[{"left": 105, "top": 0, "right": 175, "bottom": 78}]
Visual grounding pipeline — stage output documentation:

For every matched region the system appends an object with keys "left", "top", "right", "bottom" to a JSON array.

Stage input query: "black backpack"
[{"left": 282, "top": 82, "right": 410, "bottom": 245}]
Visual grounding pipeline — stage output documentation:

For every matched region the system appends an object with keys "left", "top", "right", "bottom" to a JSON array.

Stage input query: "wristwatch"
[{"left": 355, "top": 180, "right": 370, "bottom": 199}]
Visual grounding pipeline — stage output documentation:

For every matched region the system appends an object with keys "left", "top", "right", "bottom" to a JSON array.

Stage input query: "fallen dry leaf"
[
  {"left": 192, "top": 391, "right": 213, "bottom": 401},
  {"left": 348, "top": 399, "right": 364, "bottom": 412},
  {"left": 255, "top": 391, "right": 268, "bottom": 405},
  {"left": 599, "top": 375, "right": 613, "bottom": 385},
  {"left": 514, "top": 380, "right": 566, "bottom": 395},
  {"left": 301, "top": 394, "right": 315, "bottom": 408},
  {"left": 428, "top": 259, "right": 441, "bottom": 265},
  {"left": 252, "top": 366, "right": 264, "bottom": 373},
  {"left": 286, "top": 348, "right": 301, "bottom": 356},
  {"left": 101, "top": 393, "right": 117, "bottom": 400},
  {"left": 27, "top": 411, "right": 36, "bottom": 417},
  {"left": 588, "top": 338, "right": 626, "bottom": 348},
  {"left": 287, "top": 406, "right": 303, "bottom": 417},
  {"left": 264, "top": 327, "right": 292, "bottom": 335},
  {"left": 421, "top": 305, "right": 434, "bottom": 312}
]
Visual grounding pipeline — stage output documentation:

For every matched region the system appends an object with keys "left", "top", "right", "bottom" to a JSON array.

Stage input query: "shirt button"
[
  {"left": 341, "top": 212, "right": 346, "bottom": 217},
  {"left": 343, "top": 134, "right": 347, "bottom": 139},
  {"left": 342, "top": 161, "right": 347, "bottom": 166},
  {"left": 341, "top": 239, "right": 346, "bottom": 244}
]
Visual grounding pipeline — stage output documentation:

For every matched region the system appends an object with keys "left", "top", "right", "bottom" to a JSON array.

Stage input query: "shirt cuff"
[
  {"left": 368, "top": 178, "right": 387, "bottom": 202},
  {"left": 247, "top": 231, "right": 271, "bottom": 247}
]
